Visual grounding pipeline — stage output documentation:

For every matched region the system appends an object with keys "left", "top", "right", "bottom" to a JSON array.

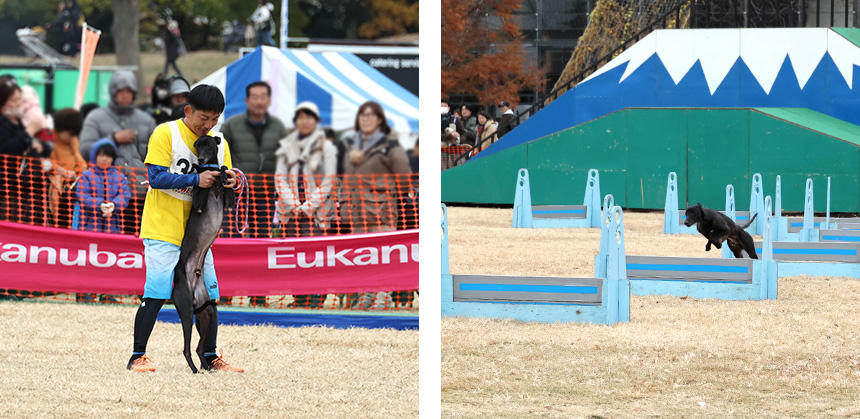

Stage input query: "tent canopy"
[{"left": 199, "top": 46, "right": 418, "bottom": 146}]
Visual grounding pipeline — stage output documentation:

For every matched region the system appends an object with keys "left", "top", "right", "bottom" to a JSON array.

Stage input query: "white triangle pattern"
[
  {"left": 827, "top": 29, "right": 860, "bottom": 89},
  {"left": 577, "top": 28, "right": 860, "bottom": 94}
]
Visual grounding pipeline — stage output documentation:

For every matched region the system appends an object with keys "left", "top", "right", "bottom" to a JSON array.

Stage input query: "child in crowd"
[
  {"left": 75, "top": 138, "right": 130, "bottom": 233},
  {"left": 48, "top": 108, "right": 87, "bottom": 227}
]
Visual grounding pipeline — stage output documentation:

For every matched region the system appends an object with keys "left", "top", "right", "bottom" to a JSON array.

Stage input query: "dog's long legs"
[
  {"left": 173, "top": 263, "right": 199, "bottom": 374},
  {"left": 194, "top": 302, "right": 218, "bottom": 368},
  {"left": 174, "top": 287, "right": 199, "bottom": 373}
]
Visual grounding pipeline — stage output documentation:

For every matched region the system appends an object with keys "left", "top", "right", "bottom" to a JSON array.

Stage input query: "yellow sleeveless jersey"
[{"left": 139, "top": 119, "right": 233, "bottom": 246}]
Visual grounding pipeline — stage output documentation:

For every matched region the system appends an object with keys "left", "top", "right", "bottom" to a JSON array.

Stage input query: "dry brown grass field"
[
  {"left": 442, "top": 206, "right": 860, "bottom": 418},
  {"left": 0, "top": 302, "right": 417, "bottom": 417}
]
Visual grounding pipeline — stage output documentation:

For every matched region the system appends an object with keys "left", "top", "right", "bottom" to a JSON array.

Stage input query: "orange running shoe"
[
  {"left": 205, "top": 355, "right": 244, "bottom": 373},
  {"left": 127, "top": 355, "right": 156, "bottom": 372}
]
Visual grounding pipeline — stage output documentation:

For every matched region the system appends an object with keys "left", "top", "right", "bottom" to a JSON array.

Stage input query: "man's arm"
[{"left": 147, "top": 164, "right": 198, "bottom": 189}]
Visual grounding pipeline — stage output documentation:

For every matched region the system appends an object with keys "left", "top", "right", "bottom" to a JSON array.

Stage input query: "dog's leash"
[{"left": 230, "top": 168, "right": 249, "bottom": 234}]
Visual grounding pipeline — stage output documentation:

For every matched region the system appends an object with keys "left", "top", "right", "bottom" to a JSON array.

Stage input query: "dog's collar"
[{"left": 198, "top": 164, "right": 221, "bottom": 170}]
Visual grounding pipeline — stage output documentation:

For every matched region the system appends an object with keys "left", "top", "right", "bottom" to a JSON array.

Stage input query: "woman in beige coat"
[
  {"left": 274, "top": 101, "right": 337, "bottom": 308},
  {"left": 474, "top": 110, "right": 498, "bottom": 154}
]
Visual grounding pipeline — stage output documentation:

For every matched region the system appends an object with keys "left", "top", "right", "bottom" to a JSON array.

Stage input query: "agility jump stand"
[
  {"left": 611, "top": 201, "right": 778, "bottom": 301},
  {"left": 785, "top": 177, "right": 860, "bottom": 236},
  {"left": 443, "top": 203, "right": 630, "bottom": 325},
  {"left": 512, "top": 168, "right": 601, "bottom": 229},
  {"left": 762, "top": 177, "right": 836, "bottom": 242},
  {"left": 663, "top": 172, "right": 765, "bottom": 235}
]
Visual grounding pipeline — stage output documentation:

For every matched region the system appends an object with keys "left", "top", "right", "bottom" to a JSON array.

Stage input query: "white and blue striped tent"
[{"left": 198, "top": 46, "right": 418, "bottom": 146}]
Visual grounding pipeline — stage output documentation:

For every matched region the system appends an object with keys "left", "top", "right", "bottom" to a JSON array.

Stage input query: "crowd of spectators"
[
  {"left": 440, "top": 99, "right": 516, "bottom": 156},
  {"left": 0, "top": 71, "right": 418, "bottom": 311}
]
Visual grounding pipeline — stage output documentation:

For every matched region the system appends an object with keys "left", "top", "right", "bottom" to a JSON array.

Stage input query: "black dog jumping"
[
  {"left": 172, "top": 135, "right": 236, "bottom": 373},
  {"left": 683, "top": 203, "right": 758, "bottom": 259}
]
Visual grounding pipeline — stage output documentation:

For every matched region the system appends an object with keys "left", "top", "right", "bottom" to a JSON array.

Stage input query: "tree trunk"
[{"left": 111, "top": 0, "right": 144, "bottom": 102}]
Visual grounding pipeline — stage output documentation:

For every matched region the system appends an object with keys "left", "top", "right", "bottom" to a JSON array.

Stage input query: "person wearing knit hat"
[
  {"left": 167, "top": 76, "right": 191, "bottom": 121},
  {"left": 79, "top": 70, "right": 156, "bottom": 167},
  {"left": 293, "top": 101, "right": 319, "bottom": 121},
  {"left": 75, "top": 137, "right": 130, "bottom": 234},
  {"left": 168, "top": 77, "right": 190, "bottom": 107},
  {"left": 273, "top": 99, "right": 337, "bottom": 308}
]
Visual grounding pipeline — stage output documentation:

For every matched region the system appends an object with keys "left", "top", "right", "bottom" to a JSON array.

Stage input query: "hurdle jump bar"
[
  {"left": 787, "top": 217, "right": 860, "bottom": 233},
  {"left": 444, "top": 203, "right": 630, "bottom": 324},
  {"left": 624, "top": 255, "right": 776, "bottom": 300},
  {"left": 752, "top": 240, "right": 860, "bottom": 278},
  {"left": 512, "top": 168, "right": 602, "bottom": 229}
]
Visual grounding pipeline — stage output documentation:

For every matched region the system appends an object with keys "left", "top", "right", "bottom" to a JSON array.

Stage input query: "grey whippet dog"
[{"left": 172, "top": 134, "right": 236, "bottom": 373}]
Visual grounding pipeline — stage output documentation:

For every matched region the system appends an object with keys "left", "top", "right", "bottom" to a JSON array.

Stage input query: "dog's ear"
[{"left": 213, "top": 135, "right": 221, "bottom": 145}]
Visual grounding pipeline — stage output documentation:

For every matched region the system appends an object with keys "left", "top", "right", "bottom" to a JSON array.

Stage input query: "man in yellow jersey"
[{"left": 127, "top": 85, "right": 243, "bottom": 373}]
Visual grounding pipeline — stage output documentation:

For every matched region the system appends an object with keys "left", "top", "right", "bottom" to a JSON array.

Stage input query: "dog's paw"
[{"left": 714, "top": 242, "right": 722, "bottom": 249}]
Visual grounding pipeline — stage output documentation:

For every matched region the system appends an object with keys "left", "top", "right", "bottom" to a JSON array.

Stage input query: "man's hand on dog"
[
  {"left": 198, "top": 170, "right": 220, "bottom": 188},
  {"left": 223, "top": 169, "right": 239, "bottom": 189}
]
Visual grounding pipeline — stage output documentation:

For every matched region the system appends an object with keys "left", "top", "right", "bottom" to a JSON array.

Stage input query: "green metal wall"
[
  {"left": 442, "top": 108, "right": 860, "bottom": 212},
  {"left": 52, "top": 69, "right": 113, "bottom": 110}
]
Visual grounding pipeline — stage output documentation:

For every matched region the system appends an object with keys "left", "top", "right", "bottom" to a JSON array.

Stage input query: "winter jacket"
[
  {"left": 497, "top": 110, "right": 516, "bottom": 138},
  {"left": 79, "top": 70, "right": 156, "bottom": 168},
  {"left": 461, "top": 115, "right": 478, "bottom": 145},
  {"left": 220, "top": 112, "right": 288, "bottom": 174},
  {"left": 476, "top": 119, "right": 498, "bottom": 152},
  {"left": 0, "top": 114, "right": 32, "bottom": 156},
  {"left": 49, "top": 136, "right": 87, "bottom": 174},
  {"left": 75, "top": 139, "right": 131, "bottom": 233},
  {"left": 341, "top": 129, "right": 411, "bottom": 232},
  {"left": 274, "top": 128, "right": 338, "bottom": 229},
  {"left": 47, "top": 134, "right": 88, "bottom": 216}
]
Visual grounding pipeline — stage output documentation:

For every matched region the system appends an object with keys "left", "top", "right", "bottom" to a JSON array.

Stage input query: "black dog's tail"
[{"left": 738, "top": 212, "right": 758, "bottom": 229}]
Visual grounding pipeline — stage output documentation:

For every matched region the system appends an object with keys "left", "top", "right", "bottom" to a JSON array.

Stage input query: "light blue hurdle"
[
  {"left": 443, "top": 203, "right": 630, "bottom": 325},
  {"left": 663, "top": 172, "right": 764, "bottom": 235},
  {"left": 612, "top": 195, "right": 778, "bottom": 300},
  {"left": 750, "top": 208, "right": 860, "bottom": 278},
  {"left": 512, "top": 168, "right": 601, "bottom": 229}
]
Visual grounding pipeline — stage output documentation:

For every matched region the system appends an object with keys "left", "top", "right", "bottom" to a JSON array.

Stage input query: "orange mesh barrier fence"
[
  {"left": 441, "top": 145, "right": 470, "bottom": 170},
  {"left": 0, "top": 154, "right": 419, "bottom": 311}
]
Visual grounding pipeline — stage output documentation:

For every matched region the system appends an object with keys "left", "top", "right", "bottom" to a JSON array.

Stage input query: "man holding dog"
[{"left": 127, "top": 85, "right": 243, "bottom": 373}]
